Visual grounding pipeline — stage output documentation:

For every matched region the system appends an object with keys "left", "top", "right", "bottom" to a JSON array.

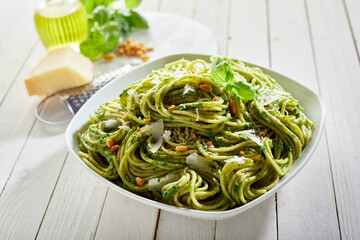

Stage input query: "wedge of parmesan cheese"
[{"left": 25, "top": 47, "right": 93, "bottom": 96}]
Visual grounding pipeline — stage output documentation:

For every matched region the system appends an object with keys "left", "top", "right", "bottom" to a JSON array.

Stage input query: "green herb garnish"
[
  {"left": 81, "top": 0, "right": 117, "bottom": 14},
  {"left": 163, "top": 184, "right": 180, "bottom": 201},
  {"left": 80, "top": 0, "right": 148, "bottom": 58},
  {"left": 125, "top": 0, "right": 142, "bottom": 9},
  {"left": 211, "top": 57, "right": 234, "bottom": 84},
  {"left": 211, "top": 57, "right": 256, "bottom": 100}
]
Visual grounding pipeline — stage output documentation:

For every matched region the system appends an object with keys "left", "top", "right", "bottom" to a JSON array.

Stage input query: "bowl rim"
[{"left": 65, "top": 53, "right": 326, "bottom": 220}]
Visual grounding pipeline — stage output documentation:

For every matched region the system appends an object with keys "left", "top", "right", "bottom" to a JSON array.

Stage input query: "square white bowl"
[{"left": 65, "top": 53, "right": 325, "bottom": 220}]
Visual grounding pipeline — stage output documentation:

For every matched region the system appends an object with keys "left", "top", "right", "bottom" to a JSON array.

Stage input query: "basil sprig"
[
  {"left": 125, "top": 0, "right": 142, "bottom": 9},
  {"left": 80, "top": 0, "right": 148, "bottom": 58},
  {"left": 211, "top": 57, "right": 256, "bottom": 100}
]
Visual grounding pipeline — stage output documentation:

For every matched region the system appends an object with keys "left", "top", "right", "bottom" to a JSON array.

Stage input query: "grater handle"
[{"left": 35, "top": 94, "right": 73, "bottom": 125}]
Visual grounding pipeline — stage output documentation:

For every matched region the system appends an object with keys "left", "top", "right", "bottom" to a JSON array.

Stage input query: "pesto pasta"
[{"left": 78, "top": 56, "right": 313, "bottom": 211}]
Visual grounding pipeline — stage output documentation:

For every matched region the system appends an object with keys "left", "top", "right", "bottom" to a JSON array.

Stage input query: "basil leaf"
[
  {"left": 80, "top": 0, "right": 117, "bottom": 14},
  {"left": 89, "top": 24, "right": 105, "bottom": 39},
  {"left": 125, "top": 0, "right": 142, "bottom": 9},
  {"left": 102, "top": 21, "right": 120, "bottom": 32},
  {"left": 91, "top": 6, "right": 110, "bottom": 25},
  {"left": 101, "top": 31, "right": 120, "bottom": 53},
  {"left": 113, "top": 12, "right": 131, "bottom": 38},
  {"left": 79, "top": 0, "right": 146, "bottom": 58},
  {"left": 117, "top": 18, "right": 130, "bottom": 37},
  {"left": 80, "top": 38, "right": 105, "bottom": 58},
  {"left": 211, "top": 57, "right": 234, "bottom": 84},
  {"left": 80, "top": 0, "right": 96, "bottom": 14},
  {"left": 229, "top": 81, "right": 256, "bottom": 100},
  {"left": 124, "top": 10, "right": 149, "bottom": 29}
]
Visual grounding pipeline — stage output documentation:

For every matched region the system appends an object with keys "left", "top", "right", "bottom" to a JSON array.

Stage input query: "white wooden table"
[{"left": 1, "top": 0, "right": 359, "bottom": 239}]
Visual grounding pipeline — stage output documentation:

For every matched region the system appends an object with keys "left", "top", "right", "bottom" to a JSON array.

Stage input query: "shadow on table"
[{"left": 216, "top": 197, "right": 276, "bottom": 239}]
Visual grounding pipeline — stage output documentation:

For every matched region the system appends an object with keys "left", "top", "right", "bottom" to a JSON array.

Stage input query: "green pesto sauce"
[{"left": 163, "top": 184, "right": 180, "bottom": 201}]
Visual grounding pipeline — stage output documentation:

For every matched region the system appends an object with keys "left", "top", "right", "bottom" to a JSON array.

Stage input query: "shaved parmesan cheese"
[
  {"left": 127, "top": 88, "right": 136, "bottom": 95},
  {"left": 127, "top": 89, "right": 139, "bottom": 102},
  {"left": 143, "top": 119, "right": 164, "bottom": 153},
  {"left": 186, "top": 153, "right": 212, "bottom": 173},
  {"left": 148, "top": 174, "right": 180, "bottom": 191},
  {"left": 233, "top": 130, "right": 263, "bottom": 146},
  {"left": 262, "top": 89, "right": 290, "bottom": 106},
  {"left": 245, "top": 134, "right": 263, "bottom": 146},
  {"left": 263, "top": 96, "right": 281, "bottom": 106},
  {"left": 103, "top": 119, "right": 120, "bottom": 130},
  {"left": 150, "top": 140, "right": 163, "bottom": 153},
  {"left": 163, "top": 130, "right": 171, "bottom": 140},
  {"left": 151, "top": 76, "right": 161, "bottom": 84},
  {"left": 183, "top": 84, "right": 195, "bottom": 95},
  {"left": 143, "top": 119, "right": 163, "bottom": 139},
  {"left": 149, "top": 139, "right": 163, "bottom": 153},
  {"left": 119, "top": 125, "right": 130, "bottom": 131},
  {"left": 195, "top": 108, "right": 199, "bottom": 121},
  {"left": 233, "top": 129, "right": 255, "bottom": 135},
  {"left": 224, "top": 157, "right": 246, "bottom": 164},
  {"left": 173, "top": 72, "right": 185, "bottom": 79},
  {"left": 103, "top": 120, "right": 130, "bottom": 132}
]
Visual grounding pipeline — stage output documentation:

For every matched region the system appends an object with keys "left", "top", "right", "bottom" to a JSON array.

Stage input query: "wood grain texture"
[
  {"left": 227, "top": 0, "right": 269, "bottom": 67},
  {"left": 0, "top": 119, "right": 67, "bottom": 239},
  {"left": 0, "top": 42, "right": 45, "bottom": 192},
  {"left": 95, "top": 190, "right": 159, "bottom": 240},
  {"left": 269, "top": 0, "right": 340, "bottom": 239},
  {"left": 0, "top": 0, "right": 39, "bottom": 104},
  {"left": 216, "top": 1, "right": 277, "bottom": 239},
  {"left": 193, "top": 0, "right": 230, "bottom": 55},
  {"left": 36, "top": 155, "right": 108, "bottom": 240},
  {"left": 159, "top": 0, "right": 194, "bottom": 18},
  {"left": 138, "top": 0, "right": 161, "bottom": 12},
  {"left": 216, "top": 197, "right": 277, "bottom": 240},
  {"left": 307, "top": 0, "right": 360, "bottom": 238},
  {"left": 268, "top": 0, "right": 317, "bottom": 90},
  {"left": 343, "top": 0, "right": 360, "bottom": 59},
  {"left": 156, "top": 211, "right": 215, "bottom": 240}
]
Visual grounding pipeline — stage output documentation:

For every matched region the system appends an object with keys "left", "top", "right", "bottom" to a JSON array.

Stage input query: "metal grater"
[
  {"left": 59, "top": 63, "right": 134, "bottom": 115},
  {"left": 35, "top": 63, "right": 136, "bottom": 124}
]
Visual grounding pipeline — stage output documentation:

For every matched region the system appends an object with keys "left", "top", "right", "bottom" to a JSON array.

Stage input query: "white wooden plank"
[
  {"left": 0, "top": 0, "right": 40, "bottom": 104},
  {"left": 216, "top": 1, "right": 277, "bottom": 239},
  {"left": 138, "top": 0, "right": 161, "bottom": 12},
  {"left": 193, "top": 0, "right": 230, "bottom": 55},
  {"left": 156, "top": 211, "right": 215, "bottom": 240},
  {"left": 36, "top": 155, "right": 108, "bottom": 240},
  {"left": 159, "top": 0, "right": 194, "bottom": 18},
  {"left": 227, "top": 0, "right": 269, "bottom": 67},
  {"left": 0, "top": 33, "right": 68, "bottom": 240},
  {"left": 269, "top": 0, "right": 317, "bottom": 90},
  {"left": 0, "top": 41, "right": 45, "bottom": 192},
  {"left": 216, "top": 198, "right": 277, "bottom": 239},
  {"left": 344, "top": 0, "right": 360, "bottom": 58},
  {"left": 278, "top": 137, "right": 340, "bottom": 240},
  {"left": 269, "top": 0, "right": 340, "bottom": 239},
  {"left": 95, "top": 190, "right": 158, "bottom": 240},
  {"left": 0, "top": 120, "right": 67, "bottom": 239},
  {"left": 307, "top": 0, "right": 360, "bottom": 238}
]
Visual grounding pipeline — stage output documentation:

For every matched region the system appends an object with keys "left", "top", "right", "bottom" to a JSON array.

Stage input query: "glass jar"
[{"left": 34, "top": 0, "right": 88, "bottom": 51}]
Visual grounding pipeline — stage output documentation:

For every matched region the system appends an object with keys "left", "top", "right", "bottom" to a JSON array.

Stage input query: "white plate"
[
  {"left": 65, "top": 54, "right": 325, "bottom": 220},
  {"left": 93, "top": 12, "right": 218, "bottom": 75}
]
